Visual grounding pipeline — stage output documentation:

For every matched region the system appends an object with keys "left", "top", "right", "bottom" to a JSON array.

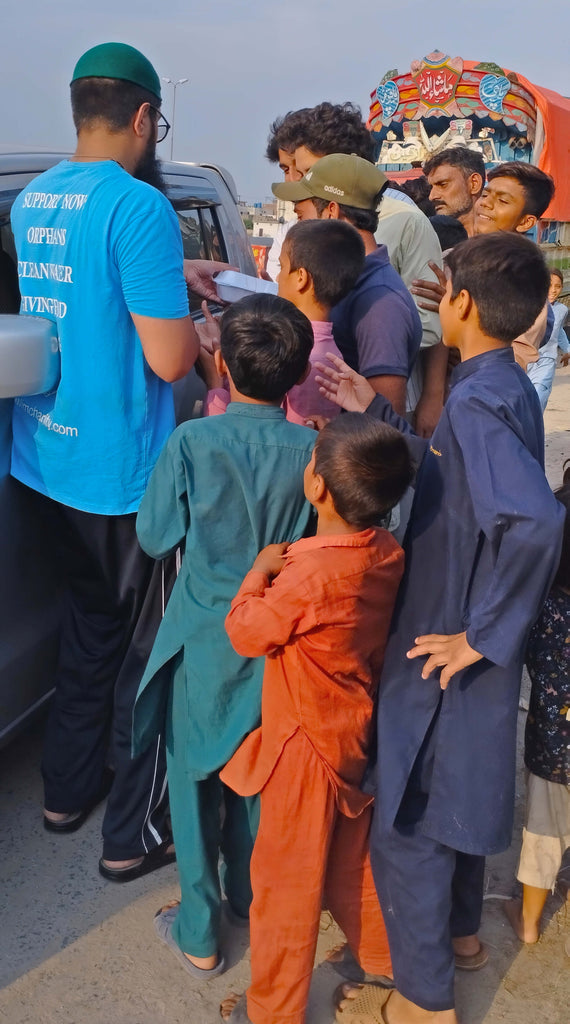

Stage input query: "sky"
[{"left": 3, "top": 0, "right": 569, "bottom": 203}]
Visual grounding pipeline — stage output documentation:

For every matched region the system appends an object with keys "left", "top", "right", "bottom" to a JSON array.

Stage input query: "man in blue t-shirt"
[
  {"left": 10, "top": 43, "right": 201, "bottom": 881},
  {"left": 272, "top": 153, "right": 422, "bottom": 417}
]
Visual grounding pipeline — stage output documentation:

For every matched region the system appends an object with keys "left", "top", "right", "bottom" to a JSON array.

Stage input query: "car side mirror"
[{"left": 0, "top": 315, "right": 60, "bottom": 398}]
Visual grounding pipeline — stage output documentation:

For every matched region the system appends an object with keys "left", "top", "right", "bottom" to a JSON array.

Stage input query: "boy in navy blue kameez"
[{"left": 317, "top": 233, "right": 565, "bottom": 1023}]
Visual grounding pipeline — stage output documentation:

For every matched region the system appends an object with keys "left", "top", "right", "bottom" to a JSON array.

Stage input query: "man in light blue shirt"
[{"left": 11, "top": 43, "right": 200, "bottom": 880}]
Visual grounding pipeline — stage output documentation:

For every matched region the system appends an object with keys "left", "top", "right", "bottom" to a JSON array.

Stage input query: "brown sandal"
[{"left": 334, "top": 983, "right": 393, "bottom": 1022}]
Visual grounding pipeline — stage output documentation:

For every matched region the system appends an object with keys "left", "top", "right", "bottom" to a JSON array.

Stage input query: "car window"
[
  {"left": 200, "top": 207, "right": 225, "bottom": 264},
  {"left": 174, "top": 202, "right": 228, "bottom": 316},
  {"left": 0, "top": 217, "right": 20, "bottom": 314}
]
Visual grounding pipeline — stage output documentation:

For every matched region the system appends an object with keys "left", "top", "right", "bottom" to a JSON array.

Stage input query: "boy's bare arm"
[{"left": 407, "top": 632, "right": 483, "bottom": 690}]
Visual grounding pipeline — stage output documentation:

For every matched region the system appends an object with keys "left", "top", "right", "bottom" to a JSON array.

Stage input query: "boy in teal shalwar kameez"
[{"left": 132, "top": 294, "right": 315, "bottom": 976}]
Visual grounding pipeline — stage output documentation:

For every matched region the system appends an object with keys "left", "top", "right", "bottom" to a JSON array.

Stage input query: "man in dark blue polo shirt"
[{"left": 273, "top": 154, "right": 422, "bottom": 416}]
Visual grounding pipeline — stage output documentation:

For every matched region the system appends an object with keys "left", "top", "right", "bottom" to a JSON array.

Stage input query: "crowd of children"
[{"left": 131, "top": 161, "right": 567, "bottom": 1024}]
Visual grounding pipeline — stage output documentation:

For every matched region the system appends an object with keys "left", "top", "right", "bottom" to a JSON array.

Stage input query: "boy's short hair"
[
  {"left": 423, "top": 146, "right": 485, "bottom": 183},
  {"left": 266, "top": 102, "right": 374, "bottom": 163},
  {"left": 486, "top": 163, "right": 555, "bottom": 218},
  {"left": 445, "top": 233, "right": 550, "bottom": 344},
  {"left": 220, "top": 293, "right": 313, "bottom": 402},
  {"left": 284, "top": 220, "right": 365, "bottom": 308},
  {"left": 550, "top": 268, "right": 564, "bottom": 284},
  {"left": 314, "top": 413, "right": 414, "bottom": 528}
]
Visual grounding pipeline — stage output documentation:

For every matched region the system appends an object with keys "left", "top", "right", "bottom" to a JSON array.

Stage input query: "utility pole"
[{"left": 161, "top": 77, "right": 189, "bottom": 161}]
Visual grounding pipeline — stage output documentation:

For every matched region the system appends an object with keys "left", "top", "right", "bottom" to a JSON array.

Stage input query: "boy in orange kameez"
[{"left": 219, "top": 413, "right": 414, "bottom": 1024}]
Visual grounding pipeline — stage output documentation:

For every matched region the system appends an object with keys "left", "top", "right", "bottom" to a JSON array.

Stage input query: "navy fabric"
[
  {"left": 367, "top": 347, "right": 565, "bottom": 855},
  {"left": 330, "top": 245, "right": 422, "bottom": 380}
]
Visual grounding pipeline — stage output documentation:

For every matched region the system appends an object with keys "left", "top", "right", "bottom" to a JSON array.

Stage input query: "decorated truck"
[{"left": 367, "top": 50, "right": 570, "bottom": 275}]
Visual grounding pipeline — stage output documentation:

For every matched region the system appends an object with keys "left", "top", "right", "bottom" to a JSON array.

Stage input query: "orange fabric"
[
  {"left": 245, "top": 732, "right": 392, "bottom": 1024},
  {"left": 511, "top": 74, "right": 570, "bottom": 223},
  {"left": 221, "top": 528, "right": 405, "bottom": 816}
]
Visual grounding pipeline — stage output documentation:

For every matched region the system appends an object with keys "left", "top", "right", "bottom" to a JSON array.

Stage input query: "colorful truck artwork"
[{"left": 368, "top": 51, "right": 570, "bottom": 272}]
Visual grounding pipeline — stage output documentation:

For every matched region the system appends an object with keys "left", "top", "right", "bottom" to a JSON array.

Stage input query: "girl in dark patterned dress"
[{"left": 506, "top": 470, "right": 570, "bottom": 942}]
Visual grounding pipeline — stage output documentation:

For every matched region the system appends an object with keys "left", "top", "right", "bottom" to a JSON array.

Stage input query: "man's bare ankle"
[{"left": 452, "top": 933, "right": 480, "bottom": 956}]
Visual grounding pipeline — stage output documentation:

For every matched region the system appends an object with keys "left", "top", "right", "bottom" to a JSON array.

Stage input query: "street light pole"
[{"left": 161, "top": 77, "right": 189, "bottom": 161}]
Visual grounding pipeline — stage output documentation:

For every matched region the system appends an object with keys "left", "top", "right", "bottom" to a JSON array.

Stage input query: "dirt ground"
[{"left": 0, "top": 368, "right": 568, "bottom": 1024}]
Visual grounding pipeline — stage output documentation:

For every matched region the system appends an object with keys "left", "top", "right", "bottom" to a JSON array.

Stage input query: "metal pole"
[
  {"left": 170, "top": 85, "right": 176, "bottom": 161},
  {"left": 162, "top": 77, "right": 188, "bottom": 162}
]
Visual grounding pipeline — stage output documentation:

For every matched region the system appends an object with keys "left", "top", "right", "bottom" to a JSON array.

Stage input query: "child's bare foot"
[
  {"left": 503, "top": 898, "right": 540, "bottom": 943},
  {"left": 220, "top": 992, "right": 250, "bottom": 1022},
  {"left": 335, "top": 985, "right": 458, "bottom": 1022}
]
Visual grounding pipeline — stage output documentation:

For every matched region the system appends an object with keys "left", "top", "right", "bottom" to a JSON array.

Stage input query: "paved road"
[{"left": 1, "top": 368, "right": 568, "bottom": 1024}]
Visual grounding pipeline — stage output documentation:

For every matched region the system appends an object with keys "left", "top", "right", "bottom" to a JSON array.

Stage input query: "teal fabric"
[
  {"left": 133, "top": 402, "right": 315, "bottom": 775},
  {"left": 71, "top": 42, "right": 162, "bottom": 101},
  {"left": 167, "top": 655, "right": 259, "bottom": 956}
]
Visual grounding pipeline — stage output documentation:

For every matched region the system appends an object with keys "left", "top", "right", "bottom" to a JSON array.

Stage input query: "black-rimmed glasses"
[{"left": 149, "top": 106, "right": 171, "bottom": 144}]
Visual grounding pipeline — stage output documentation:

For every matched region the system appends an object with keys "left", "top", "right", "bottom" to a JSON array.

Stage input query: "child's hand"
[
  {"left": 305, "top": 415, "right": 330, "bottom": 431},
  {"left": 252, "top": 542, "right": 289, "bottom": 579},
  {"left": 406, "top": 631, "right": 483, "bottom": 690},
  {"left": 195, "top": 301, "right": 222, "bottom": 354},
  {"left": 314, "top": 354, "right": 375, "bottom": 414},
  {"left": 411, "top": 262, "right": 447, "bottom": 312}
]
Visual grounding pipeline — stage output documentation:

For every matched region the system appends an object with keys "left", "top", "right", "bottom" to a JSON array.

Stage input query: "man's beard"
[{"left": 134, "top": 138, "right": 167, "bottom": 194}]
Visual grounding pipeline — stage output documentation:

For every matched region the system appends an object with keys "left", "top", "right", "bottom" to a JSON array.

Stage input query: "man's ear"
[
  {"left": 319, "top": 201, "right": 338, "bottom": 220},
  {"left": 296, "top": 361, "right": 311, "bottom": 386},
  {"left": 469, "top": 172, "right": 484, "bottom": 197},
  {"left": 515, "top": 213, "right": 537, "bottom": 234},
  {"left": 214, "top": 348, "right": 227, "bottom": 377},
  {"left": 133, "top": 102, "right": 151, "bottom": 139}
]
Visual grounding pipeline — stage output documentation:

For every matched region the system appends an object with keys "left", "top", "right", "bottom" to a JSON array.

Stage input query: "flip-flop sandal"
[
  {"left": 326, "top": 942, "right": 394, "bottom": 987},
  {"left": 154, "top": 903, "right": 226, "bottom": 979},
  {"left": 454, "top": 941, "right": 489, "bottom": 970},
  {"left": 334, "top": 983, "right": 393, "bottom": 1022},
  {"left": 44, "top": 768, "right": 114, "bottom": 833},
  {"left": 99, "top": 836, "right": 176, "bottom": 882},
  {"left": 220, "top": 993, "right": 252, "bottom": 1022}
]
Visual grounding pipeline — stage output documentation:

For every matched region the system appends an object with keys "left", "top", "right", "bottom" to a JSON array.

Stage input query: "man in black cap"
[{"left": 10, "top": 42, "right": 202, "bottom": 879}]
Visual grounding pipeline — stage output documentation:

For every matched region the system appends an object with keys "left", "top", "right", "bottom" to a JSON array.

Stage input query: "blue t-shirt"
[
  {"left": 10, "top": 160, "right": 189, "bottom": 514},
  {"left": 331, "top": 245, "right": 422, "bottom": 379}
]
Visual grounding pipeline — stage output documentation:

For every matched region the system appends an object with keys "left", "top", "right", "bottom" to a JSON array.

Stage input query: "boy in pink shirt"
[{"left": 205, "top": 220, "right": 365, "bottom": 425}]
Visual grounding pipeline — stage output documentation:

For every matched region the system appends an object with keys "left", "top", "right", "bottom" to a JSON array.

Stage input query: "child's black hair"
[
  {"left": 444, "top": 233, "right": 550, "bottom": 344},
  {"left": 284, "top": 220, "right": 365, "bottom": 309},
  {"left": 219, "top": 293, "right": 313, "bottom": 402},
  {"left": 314, "top": 413, "right": 414, "bottom": 528},
  {"left": 553, "top": 469, "right": 570, "bottom": 590},
  {"left": 486, "top": 162, "right": 555, "bottom": 218}
]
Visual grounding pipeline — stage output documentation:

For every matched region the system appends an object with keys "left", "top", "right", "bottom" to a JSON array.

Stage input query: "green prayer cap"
[{"left": 71, "top": 43, "right": 161, "bottom": 102}]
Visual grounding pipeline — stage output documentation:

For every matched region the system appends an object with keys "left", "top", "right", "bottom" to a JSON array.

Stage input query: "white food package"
[{"left": 214, "top": 270, "right": 278, "bottom": 303}]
